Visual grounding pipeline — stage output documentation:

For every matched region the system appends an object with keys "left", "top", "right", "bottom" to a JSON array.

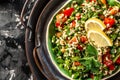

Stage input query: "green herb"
[
  {"left": 71, "top": 56, "right": 80, "bottom": 61},
  {"left": 85, "top": 45, "right": 98, "bottom": 58},
  {"left": 86, "top": 78, "right": 92, "bottom": 80},
  {"left": 77, "top": 66, "right": 84, "bottom": 70},
  {"left": 52, "top": 36, "right": 56, "bottom": 43},
  {"left": 66, "top": 29, "right": 70, "bottom": 35},
  {"left": 56, "top": 58, "right": 64, "bottom": 63},
  {"left": 107, "top": 0, "right": 120, "bottom": 7},
  {"left": 72, "top": 72, "right": 80, "bottom": 79},
  {"left": 118, "top": 47, "right": 120, "bottom": 53},
  {"left": 80, "top": 57, "right": 101, "bottom": 73},
  {"left": 111, "top": 48, "right": 116, "bottom": 54},
  {"left": 74, "top": 49, "right": 80, "bottom": 53},
  {"left": 110, "top": 33, "right": 117, "bottom": 41},
  {"left": 73, "top": 0, "right": 84, "bottom": 5},
  {"left": 113, "top": 54, "right": 120, "bottom": 62}
]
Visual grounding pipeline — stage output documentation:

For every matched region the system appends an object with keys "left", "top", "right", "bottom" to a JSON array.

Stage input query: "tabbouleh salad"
[{"left": 50, "top": 0, "right": 120, "bottom": 79}]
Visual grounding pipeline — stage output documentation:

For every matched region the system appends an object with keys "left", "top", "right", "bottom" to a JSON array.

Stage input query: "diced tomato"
[
  {"left": 61, "top": 23, "right": 65, "bottom": 28},
  {"left": 103, "top": 59, "right": 115, "bottom": 70},
  {"left": 101, "top": 0, "right": 106, "bottom": 4},
  {"left": 102, "top": 52, "right": 110, "bottom": 64},
  {"left": 90, "top": 74, "right": 94, "bottom": 79},
  {"left": 102, "top": 51, "right": 115, "bottom": 70},
  {"left": 69, "top": 36, "right": 78, "bottom": 44},
  {"left": 55, "top": 21, "right": 60, "bottom": 27},
  {"left": 63, "top": 8, "right": 74, "bottom": 17},
  {"left": 80, "top": 36, "right": 87, "bottom": 43},
  {"left": 98, "top": 14, "right": 105, "bottom": 19},
  {"left": 77, "top": 44, "right": 83, "bottom": 51},
  {"left": 110, "top": 9, "right": 118, "bottom": 15},
  {"left": 103, "top": 59, "right": 113, "bottom": 67},
  {"left": 104, "top": 18, "right": 115, "bottom": 29},
  {"left": 104, "top": 49, "right": 111, "bottom": 58},
  {"left": 76, "top": 15, "right": 81, "bottom": 20},
  {"left": 76, "top": 13, "right": 81, "bottom": 20},
  {"left": 56, "top": 32, "right": 62, "bottom": 38},
  {"left": 109, "top": 7, "right": 113, "bottom": 11},
  {"left": 73, "top": 61, "right": 81, "bottom": 66},
  {"left": 86, "top": 0, "right": 96, "bottom": 2},
  {"left": 90, "top": 0, "right": 96, "bottom": 2},
  {"left": 102, "top": 49, "right": 111, "bottom": 60},
  {"left": 71, "top": 20, "right": 76, "bottom": 28},
  {"left": 108, "top": 64, "right": 115, "bottom": 70},
  {"left": 62, "top": 17, "right": 67, "bottom": 23},
  {"left": 66, "top": 37, "right": 68, "bottom": 40},
  {"left": 102, "top": 51, "right": 111, "bottom": 62},
  {"left": 115, "top": 56, "right": 120, "bottom": 64},
  {"left": 102, "top": 54, "right": 110, "bottom": 62},
  {"left": 109, "top": 6, "right": 119, "bottom": 15}
]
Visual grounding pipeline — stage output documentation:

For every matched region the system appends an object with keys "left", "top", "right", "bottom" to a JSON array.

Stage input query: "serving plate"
[{"left": 23, "top": 0, "right": 120, "bottom": 80}]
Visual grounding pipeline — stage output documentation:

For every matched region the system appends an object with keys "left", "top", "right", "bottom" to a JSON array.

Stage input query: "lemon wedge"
[
  {"left": 87, "top": 29, "right": 113, "bottom": 47},
  {"left": 85, "top": 18, "right": 106, "bottom": 31}
]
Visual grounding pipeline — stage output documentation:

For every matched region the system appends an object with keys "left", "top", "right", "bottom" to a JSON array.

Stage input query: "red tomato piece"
[
  {"left": 71, "top": 20, "right": 76, "bottom": 28},
  {"left": 62, "top": 17, "right": 67, "bottom": 23},
  {"left": 90, "top": 0, "right": 96, "bottom": 2},
  {"left": 73, "top": 61, "right": 81, "bottom": 66},
  {"left": 86, "top": 0, "right": 96, "bottom": 2},
  {"left": 76, "top": 15, "right": 81, "bottom": 20},
  {"left": 109, "top": 7, "right": 113, "bottom": 11},
  {"left": 102, "top": 51, "right": 115, "bottom": 70},
  {"left": 80, "top": 36, "right": 87, "bottom": 43},
  {"left": 103, "top": 59, "right": 113, "bottom": 67},
  {"left": 69, "top": 36, "right": 78, "bottom": 44},
  {"left": 90, "top": 74, "right": 94, "bottom": 79},
  {"left": 55, "top": 22, "right": 60, "bottom": 27},
  {"left": 63, "top": 8, "right": 74, "bottom": 17},
  {"left": 116, "top": 56, "right": 120, "bottom": 64},
  {"left": 104, "top": 18, "right": 115, "bottom": 29},
  {"left": 108, "top": 64, "right": 115, "bottom": 70},
  {"left": 103, "top": 49, "right": 111, "bottom": 59},
  {"left": 77, "top": 44, "right": 83, "bottom": 51},
  {"left": 76, "top": 14, "right": 81, "bottom": 20}
]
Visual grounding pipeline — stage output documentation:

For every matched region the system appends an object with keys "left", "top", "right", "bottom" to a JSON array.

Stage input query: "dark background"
[{"left": 0, "top": 0, "right": 32, "bottom": 80}]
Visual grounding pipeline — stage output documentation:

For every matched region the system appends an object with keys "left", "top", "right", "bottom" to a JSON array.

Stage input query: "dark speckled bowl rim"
[
  {"left": 21, "top": 0, "right": 49, "bottom": 80},
  {"left": 35, "top": 0, "right": 69, "bottom": 80}
]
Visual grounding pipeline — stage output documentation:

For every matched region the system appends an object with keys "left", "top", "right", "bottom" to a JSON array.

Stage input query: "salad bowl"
[
  {"left": 23, "top": 0, "right": 120, "bottom": 80},
  {"left": 35, "top": 0, "right": 120, "bottom": 80}
]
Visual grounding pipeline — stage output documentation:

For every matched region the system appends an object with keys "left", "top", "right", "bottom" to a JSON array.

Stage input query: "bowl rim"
[
  {"left": 35, "top": 0, "right": 120, "bottom": 80},
  {"left": 22, "top": 0, "right": 50, "bottom": 80}
]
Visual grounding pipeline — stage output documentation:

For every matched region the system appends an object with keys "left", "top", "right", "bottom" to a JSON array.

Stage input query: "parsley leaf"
[
  {"left": 85, "top": 45, "right": 98, "bottom": 58},
  {"left": 80, "top": 57, "right": 101, "bottom": 73}
]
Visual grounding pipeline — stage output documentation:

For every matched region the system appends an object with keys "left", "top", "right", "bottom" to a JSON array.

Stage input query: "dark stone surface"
[{"left": 0, "top": 0, "right": 32, "bottom": 80}]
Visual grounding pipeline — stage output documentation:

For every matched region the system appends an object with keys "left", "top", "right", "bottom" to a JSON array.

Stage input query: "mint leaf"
[
  {"left": 80, "top": 57, "right": 92, "bottom": 72},
  {"left": 80, "top": 57, "right": 101, "bottom": 73},
  {"left": 85, "top": 45, "right": 98, "bottom": 58},
  {"left": 91, "top": 59, "right": 101, "bottom": 73}
]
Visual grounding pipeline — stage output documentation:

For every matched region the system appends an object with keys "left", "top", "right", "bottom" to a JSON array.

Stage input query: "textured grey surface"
[{"left": 0, "top": 1, "right": 32, "bottom": 80}]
